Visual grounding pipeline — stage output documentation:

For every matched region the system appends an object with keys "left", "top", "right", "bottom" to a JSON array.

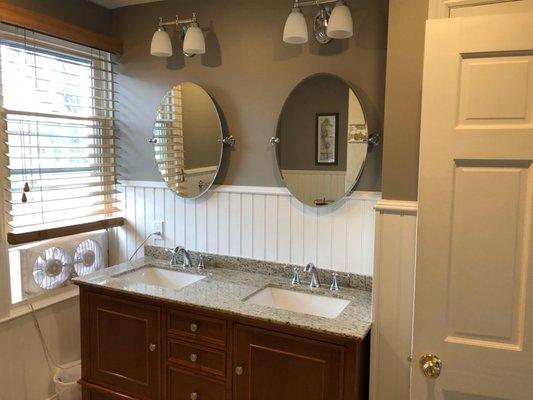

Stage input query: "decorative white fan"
[
  {"left": 32, "top": 247, "right": 72, "bottom": 290},
  {"left": 74, "top": 239, "right": 103, "bottom": 276}
]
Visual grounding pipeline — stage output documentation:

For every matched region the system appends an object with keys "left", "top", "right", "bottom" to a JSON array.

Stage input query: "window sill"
[{"left": 0, "top": 285, "right": 79, "bottom": 325}]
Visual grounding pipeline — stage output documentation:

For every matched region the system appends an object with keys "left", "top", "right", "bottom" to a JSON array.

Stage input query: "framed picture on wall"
[{"left": 315, "top": 113, "right": 339, "bottom": 165}]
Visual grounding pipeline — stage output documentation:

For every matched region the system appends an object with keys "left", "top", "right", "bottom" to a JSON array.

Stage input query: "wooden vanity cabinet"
[
  {"left": 79, "top": 286, "right": 369, "bottom": 400},
  {"left": 82, "top": 292, "right": 161, "bottom": 400}
]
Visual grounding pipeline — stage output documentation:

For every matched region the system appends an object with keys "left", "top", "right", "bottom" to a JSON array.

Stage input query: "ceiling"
[{"left": 88, "top": 0, "right": 162, "bottom": 9}]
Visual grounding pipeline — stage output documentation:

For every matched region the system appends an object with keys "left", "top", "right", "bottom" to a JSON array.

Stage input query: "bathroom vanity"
[{"left": 74, "top": 256, "right": 371, "bottom": 400}]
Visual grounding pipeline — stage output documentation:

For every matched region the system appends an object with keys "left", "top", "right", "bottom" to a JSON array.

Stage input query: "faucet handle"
[
  {"left": 330, "top": 272, "right": 340, "bottom": 291},
  {"left": 291, "top": 267, "right": 301, "bottom": 285},
  {"left": 167, "top": 247, "right": 180, "bottom": 267},
  {"left": 197, "top": 254, "right": 205, "bottom": 270}
]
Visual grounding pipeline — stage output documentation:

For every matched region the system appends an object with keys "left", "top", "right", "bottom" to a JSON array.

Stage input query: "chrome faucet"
[
  {"left": 170, "top": 246, "right": 193, "bottom": 269},
  {"left": 304, "top": 262, "right": 320, "bottom": 288},
  {"left": 291, "top": 267, "right": 301, "bottom": 285}
]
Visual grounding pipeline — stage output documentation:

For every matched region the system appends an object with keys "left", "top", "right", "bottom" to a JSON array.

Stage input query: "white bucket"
[{"left": 53, "top": 361, "right": 81, "bottom": 400}]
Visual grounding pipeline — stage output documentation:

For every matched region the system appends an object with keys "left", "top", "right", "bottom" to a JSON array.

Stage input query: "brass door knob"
[
  {"left": 149, "top": 343, "right": 157, "bottom": 352},
  {"left": 190, "top": 323, "right": 198, "bottom": 332},
  {"left": 189, "top": 353, "right": 198, "bottom": 362},
  {"left": 190, "top": 392, "right": 198, "bottom": 400},
  {"left": 419, "top": 354, "right": 442, "bottom": 378},
  {"left": 235, "top": 366, "right": 244, "bottom": 376}
]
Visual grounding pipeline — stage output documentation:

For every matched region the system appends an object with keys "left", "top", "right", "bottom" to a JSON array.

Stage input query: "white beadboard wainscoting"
[
  {"left": 370, "top": 200, "right": 418, "bottom": 400},
  {"left": 110, "top": 182, "right": 380, "bottom": 276}
]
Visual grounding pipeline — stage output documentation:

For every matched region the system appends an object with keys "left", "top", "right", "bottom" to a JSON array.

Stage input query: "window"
[
  {"left": 0, "top": 24, "right": 119, "bottom": 237},
  {"left": 0, "top": 25, "right": 120, "bottom": 308}
]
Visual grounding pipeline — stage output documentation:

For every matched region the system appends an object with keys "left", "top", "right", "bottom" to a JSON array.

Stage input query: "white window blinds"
[{"left": 0, "top": 25, "right": 120, "bottom": 236}]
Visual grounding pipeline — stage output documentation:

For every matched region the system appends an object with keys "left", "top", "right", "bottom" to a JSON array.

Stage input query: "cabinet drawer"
[
  {"left": 168, "top": 339, "right": 226, "bottom": 378},
  {"left": 168, "top": 308, "right": 227, "bottom": 347},
  {"left": 168, "top": 367, "right": 226, "bottom": 400}
]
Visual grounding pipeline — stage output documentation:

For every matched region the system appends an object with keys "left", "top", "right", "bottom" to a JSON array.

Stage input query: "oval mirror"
[
  {"left": 152, "top": 82, "right": 223, "bottom": 198},
  {"left": 276, "top": 74, "right": 373, "bottom": 207}
]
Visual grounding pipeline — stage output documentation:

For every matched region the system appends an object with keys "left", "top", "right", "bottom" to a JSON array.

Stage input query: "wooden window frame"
[
  {"left": 0, "top": 2, "right": 122, "bottom": 54},
  {"left": 6, "top": 217, "right": 125, "bottom": 246}
]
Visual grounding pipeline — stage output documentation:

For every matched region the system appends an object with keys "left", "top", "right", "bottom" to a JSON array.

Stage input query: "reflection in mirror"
[
  {"left": 153, "top": 82, "right": 223, "bottom": 198},
  {"left": 276, "top": 74, "right": 369, "bottom": 207}
]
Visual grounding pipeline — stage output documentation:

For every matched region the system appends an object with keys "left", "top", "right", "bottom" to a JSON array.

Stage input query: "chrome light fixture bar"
[
  {"left": 150, "top": 12, "right": 206, "bottom": 58},
  {"left": 283, "top": 0, "right": 353, "bottom": 45}
]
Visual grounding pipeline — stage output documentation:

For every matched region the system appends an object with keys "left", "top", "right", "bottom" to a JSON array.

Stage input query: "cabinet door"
[
  {"left": 233, "top": 324, "right": 345, "bottom": 400},
  {"left": 87, "top": 293, "right": 161, "bottom": 399}
]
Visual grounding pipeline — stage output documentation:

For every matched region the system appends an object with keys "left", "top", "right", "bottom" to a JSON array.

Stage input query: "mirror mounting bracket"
[
  {"left": 270, "top": 137, "right": 280, "bottom": 145},
  {"left": 221, "top": 135, "right": 236, "bottom": 148},
  {"left": 367, "top": 133, "right": 380, "bottom": 146}
]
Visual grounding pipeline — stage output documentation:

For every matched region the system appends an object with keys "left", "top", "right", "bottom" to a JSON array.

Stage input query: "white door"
[{"left": 413, "top": 13, "right": 533, "bottom": 400}]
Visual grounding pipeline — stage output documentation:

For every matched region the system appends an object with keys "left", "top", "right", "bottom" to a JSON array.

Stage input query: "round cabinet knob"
[
  {"left": 149, "top": 343, "right": 157, "bottom": 352},
  {"left": 190, "top": 392, "right": 198, "bottom": 400},
  {"left": 190, "top": 323, "right": 198, "bottom": 333},
  {"left": 419, "top": 354, "right": 442, "bottom": 379},
  {"left": 235, "top": 366, "right": 244, "bottom": 376},
  {"left": 189, "top": 353, "right": 198, "bottom": 362}
]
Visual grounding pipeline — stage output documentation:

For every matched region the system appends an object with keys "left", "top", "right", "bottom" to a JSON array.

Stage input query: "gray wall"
[
  {"left": 181, "top": 83, "right": 221, "bottom": 170},
  {"left": 381, "top": 0, "right": 428, "bottom": 200},
  {"left": 6, "top": 0, "right": 427, "bottom": 199},
  {"left": 112, "top": 0, "right": 387, "bottom": 191},
  {"left": 5, "top": 0, "right": 112, "bottom": 34},
  {"left": 279, "top": 75, "right": 348, "bottom": 171}
]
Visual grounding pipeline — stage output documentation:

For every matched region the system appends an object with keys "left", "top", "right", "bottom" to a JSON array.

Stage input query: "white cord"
[
  {"left": 128, "top": 231, "right": 161, "bottom": 261},
  {"left": 27, "top": 300, "right": 81, "bottom": 400},
  {"left": 27, "top": 301, "right": 79, "bottom": 372}
]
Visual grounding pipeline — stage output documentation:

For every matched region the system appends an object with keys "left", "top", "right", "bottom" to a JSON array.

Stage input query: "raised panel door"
[
  {"left": 87, "top": 293, "right": 161, "bottom": 399},
  {"left": 233, "top": 324, "right": 344, "bottom": 400}
]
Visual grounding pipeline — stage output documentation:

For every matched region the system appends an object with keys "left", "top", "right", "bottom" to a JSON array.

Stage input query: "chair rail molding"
[
  {"left": 370, "top": 198, "right": 418, "bottom": 400},
  {"left": 429, "top": 0, "right": 522, "bottom": 18},
  {"left": 111, "top": 181, "right": 381, "bottom": 276},
  {"left": 374, "top": 199, "right": 418, "bottom": 215}
]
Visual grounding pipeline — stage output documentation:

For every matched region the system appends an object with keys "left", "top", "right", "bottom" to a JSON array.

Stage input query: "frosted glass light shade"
[
  {"left": 151, "top": 28, "right": 172, "bottom": 57},
  {"left": 283, "top": 8, "right": 308, "bottom": 44},
  {"left": 183, "top": 25, "right": 206, "bottom": 55},
  {"left": 327, "top": 2, "right": 353, "bottom": 39}
]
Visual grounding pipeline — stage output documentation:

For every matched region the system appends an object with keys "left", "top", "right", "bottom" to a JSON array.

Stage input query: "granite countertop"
[{"left": 73, "top": 256, "right": 372, "bottom": 341}]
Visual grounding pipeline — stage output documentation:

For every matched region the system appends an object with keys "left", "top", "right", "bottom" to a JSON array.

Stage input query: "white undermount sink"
[
  {"left": 118, "top": 267, "right": 205, "bottom": 290},
  {"left": 244, "top": 286, "right": 350, "bottom": 319}
]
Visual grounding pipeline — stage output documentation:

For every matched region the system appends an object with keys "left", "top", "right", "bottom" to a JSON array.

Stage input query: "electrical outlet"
[{"left": 153, "top": 221, "right": 164, "bottom": 240}]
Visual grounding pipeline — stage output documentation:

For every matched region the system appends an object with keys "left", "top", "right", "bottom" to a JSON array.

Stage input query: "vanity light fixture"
[
  {"left": 283, "top": 0, "right": 353, "bottom": 45},
  {"left": 283, "top": 5, "right": 308, "bottom": 44},
  {"left": 150, "top": 13, "right": 206, "bottom": 58},
  {"left": 327, "top": 0, "right": 353, "bottom": 39}
]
